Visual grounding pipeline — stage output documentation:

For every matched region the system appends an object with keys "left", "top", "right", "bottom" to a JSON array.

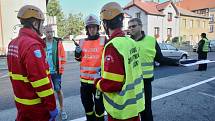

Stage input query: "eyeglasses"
[{"left": 128, "top": 25, "right": 138, "bottom": 29}]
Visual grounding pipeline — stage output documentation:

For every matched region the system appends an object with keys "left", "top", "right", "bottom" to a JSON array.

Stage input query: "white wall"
[
  {"left": 147, "top": 15, "right": 163, "bottom": 42},
  {"left": 124, "top": 6, "right": 148, "bottom": 33},
  {"left": 162, "top": 3, "right": 179, "bottom": 41},
  {"left": 0, "top": 0, "right": 47, "bottom": 54}
]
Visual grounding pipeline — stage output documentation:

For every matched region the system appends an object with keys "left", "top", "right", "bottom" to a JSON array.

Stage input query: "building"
[
  {"left": 176, "top": 0, "right": 215, "bottom": 40},
  {"left": 124, "top": 0, "right": 180, "bottom": 43},
  {"left": 0, "top": 0, "right": 50, "bottom": 56},
  {"left": 177, "top": 7, "right": 209, "bottom": 45}
]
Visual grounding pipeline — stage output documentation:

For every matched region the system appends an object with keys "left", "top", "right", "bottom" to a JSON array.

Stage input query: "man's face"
[
  {"left": 45, "top": 27, "right": 54, "bottom": 40},
  {"left": 128, "top": 21, "right": 141, "bottom": 36},
  {"left": 87, "top": 24, "right": 98, "bottom": 36}
]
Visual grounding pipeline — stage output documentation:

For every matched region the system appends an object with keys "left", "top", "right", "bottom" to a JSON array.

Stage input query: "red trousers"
[
  {"left": 16, "top": 109, "right": 51, "bottom": 121},
  {"left": 108, "top": 114, "right": 140, "bottom": 121}
]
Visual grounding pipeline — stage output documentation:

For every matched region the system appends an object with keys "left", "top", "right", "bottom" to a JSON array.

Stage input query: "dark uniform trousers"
[
  {"left": 80, "top": 82, "right": 105, "bottom": 121},
  {"left": 140, "top": 80, "right": 153, "bottom": 121},
  {"left": 198, "top": 52, "right": 208, "bottom": 71}
]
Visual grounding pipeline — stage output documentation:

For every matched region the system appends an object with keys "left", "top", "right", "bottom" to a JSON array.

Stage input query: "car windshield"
[
  {"left": 166, "top": 44, "right": 177, "bottom": 50},
  {"left": 159, "top": 43, "right": 167, "bottom": 50}
]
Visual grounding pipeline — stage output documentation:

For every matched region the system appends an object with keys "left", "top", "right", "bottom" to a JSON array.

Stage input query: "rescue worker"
[
  {"left": 74, "top": 14, "right": 105, "bottom": 121},
  {"left": 128, "top": 18, "right": 179, "bottom": 121},
  {"left": 196, "top": 33, "right": 209, "bottom": 71},
  {"left": 44, "top": 25, "right": 67, "bottom": 120},
  {"left": 95, "top": 2, "right": 145, "bottom": 121},
  {"left": 7, "top": 5, "right": 58, "bottom": 121}
]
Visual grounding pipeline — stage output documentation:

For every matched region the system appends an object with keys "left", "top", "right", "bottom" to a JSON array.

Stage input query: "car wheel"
[{"left": 181, "top": 54, "right": 187, "bottom": 59}]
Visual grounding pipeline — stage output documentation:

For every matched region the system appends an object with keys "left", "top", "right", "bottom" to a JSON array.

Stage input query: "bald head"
[{"left": 44, "top": 25, "right": 54, "bottom": 41}]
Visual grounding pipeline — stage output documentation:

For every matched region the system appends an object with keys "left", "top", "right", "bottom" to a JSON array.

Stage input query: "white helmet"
[{"left": 85, "top": 14, "right": 100, "bottom": 27}]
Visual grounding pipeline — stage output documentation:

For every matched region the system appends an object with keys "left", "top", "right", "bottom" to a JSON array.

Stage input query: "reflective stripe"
[
  {"left": 142, "top": 62, "right": 153, "bottom": 67},
  {"left": 104, "top": 87, "right": 144, "bottom": 110},
  {"left": 31, "top": 77, "right": 50, "bottom": 88},
  {"left": 96, "top": 80, "right": 102, "bottom": 91},
  {"left": 142, "top": 70, "right": 153, "bottom": 75},
  {"left": 8, "top": 72, "right": 29, "bottom": 82},
  {"left": 36, "top": 88, "right": 54, "bottom": 97},
  {"left": 46, "top": 70, "right": 50, "bottom": 75},
  {"left": 80, "top": 66, "right": 100, "bottom": 71},
  {"left": 80, "top": 72, "right": 100, "bottom": 79},
  {"left": 86, "top": 111, "right": 94, "bottom": 115},
  {"left": 95, "top": 113, "right": 104, "bottom": 117},
  {"left": 102, "top": 71, "right": 124, "bottom": 82},
  {"left": 79, "top": 39, "right": 84, "bottom": 48},
  {"left": 100, "top": 37, "right": 105, "bottom": 45},
  {"left": 14, "top": 96, "right": 41, "bottom": 105},
  {"left": 119, "top": 77, "right": 142, "bottom": 96},
  {"left": 59, "top": 57, "right": 65, "bottom": 61},
  {"left": 80, "top": 78, "right": 94, "bottom": 84}
]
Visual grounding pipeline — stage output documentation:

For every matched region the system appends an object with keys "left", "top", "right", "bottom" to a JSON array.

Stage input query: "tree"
[
  {"left": 47, "top": 0, "right": 84, "bottom": 38},
  {"left": 47, "top": 0, "right": 66, "bottom": 37},
  {"left": 66, "top": 13, "right": 85, "bottom": 36}
]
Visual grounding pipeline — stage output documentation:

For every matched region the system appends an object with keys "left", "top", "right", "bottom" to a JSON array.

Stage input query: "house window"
[
  {"left": 167, "top": 28, "right": 172, "bottom": 36},
  {"left": 197, "top": 20, "right": 200, "bottom": 27},
  {"left": 183, "top": 19, "right": 186, "bottom": 28},
  {"left": 190, "top": 35, "right": 193, "bottom": 42},
  {"left": 154, "top": 27, "right": 160, "bottom": 37},
  {"left": 168, "top": 13, "right": 172, "bottom": 21},
  {"left": 136, "top": 12, "right": 141, "bottom": 18},
  {"left": 202, "top": 21, "right": 206, "bottom": 28},
  {"left": 210, "top": 25, "right": 214, "bottom": 33},
  {"left": 210, "top": 14, "right": 214, "bottom": 23},
  {"left": 190, "top": 20, "right": 193, "bottom": 28}
]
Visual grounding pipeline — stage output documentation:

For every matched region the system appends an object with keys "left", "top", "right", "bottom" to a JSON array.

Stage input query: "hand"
[
  {"left": 49, "top": 108, "right": 58, "bottom": 121},
  {"left": 75, "top": 46, "right": 82, "bottom": 53}
]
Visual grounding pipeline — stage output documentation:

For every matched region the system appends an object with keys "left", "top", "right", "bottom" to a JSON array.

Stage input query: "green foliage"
[
  {"left": 47, "top": 0, "right": 84, "bottom": 38},
  {"left": 66, "top": 13, "right": 85, "bottom": 36}
]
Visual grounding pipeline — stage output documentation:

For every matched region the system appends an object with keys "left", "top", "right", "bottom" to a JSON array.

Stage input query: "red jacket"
[{"left": 7, "top": 28, "right": 56, "bottom": 112}]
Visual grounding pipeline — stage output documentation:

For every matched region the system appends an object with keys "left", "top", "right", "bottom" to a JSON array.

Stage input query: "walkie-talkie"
[{"left": 72, "top": 39, "right": 79, "bottom": 46}]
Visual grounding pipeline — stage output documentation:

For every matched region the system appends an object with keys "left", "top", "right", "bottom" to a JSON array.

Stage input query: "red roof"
[
  {"left": 124, "top": 0, "right": 164, "bottom": 16},
  {"left": 156, "top": 1, "right": 171, "bottom": 11},
  {"left": 175, "top": 0, "right": 215, "bottom": 11}
]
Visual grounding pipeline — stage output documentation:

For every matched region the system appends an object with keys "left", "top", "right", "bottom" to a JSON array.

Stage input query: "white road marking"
[
  {"left": 198, "top": 92, "right": 215, "bottom": 99},
  {"left": 0, "top": 74, "right": 8, "bottom": 79},
  {"left": 68, "top": 76, "right": 215, "bottom": 121}
]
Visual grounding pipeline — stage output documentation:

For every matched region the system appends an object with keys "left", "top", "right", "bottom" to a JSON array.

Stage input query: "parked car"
[
  {"left": 158, "top": 43, "right": 189, "bottom": 60},
  {"left": 209, "top": 40, "right": 215, "bottom": 52}
]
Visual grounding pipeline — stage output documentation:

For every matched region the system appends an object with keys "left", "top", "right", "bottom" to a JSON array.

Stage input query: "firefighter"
[
  {"left": 95, "top": 2, "right": 145, "bottom": 121},
  {"left": 44, "top": 25, "right": 67, "bottom": 120},
  {"left": 128, "top": 18, "right": 179, "bottom": 121},
  {"left": 74, "top": 14, "right": 105, "bottom": 121},
  {"left": 7, "top": 5, "right": 58, "bottom": 121},
  {"left": 196, "top": 33, "right": 209, "bottom": 71}
]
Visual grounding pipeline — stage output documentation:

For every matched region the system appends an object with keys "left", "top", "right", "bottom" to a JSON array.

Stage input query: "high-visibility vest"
[
  {"left": 80, "top": 37, "right": 105, "bottom": 84},
  {"left": 137, "top": 36, "right": 156, "bottom": 79},
  {"left": 101, "top": 36, "right": 145, "bottom": 119},
  {"left": 202, "top": 38, "right": 209, "bottom": 52}
]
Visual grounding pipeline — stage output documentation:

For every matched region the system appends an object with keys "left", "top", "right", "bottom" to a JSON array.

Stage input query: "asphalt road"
[{"left": 0, "top": 52, "right": 215, "bottom": 121}]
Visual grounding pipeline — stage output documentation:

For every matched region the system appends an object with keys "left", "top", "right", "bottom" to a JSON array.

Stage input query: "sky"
[{"left": 60, "top": 0, "right": 167, "bottom": 18}]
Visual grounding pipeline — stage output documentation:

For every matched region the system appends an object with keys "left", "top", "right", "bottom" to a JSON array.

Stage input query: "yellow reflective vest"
[
  {"left": 101, "top": 36, "right": 145, "bottom": 119},
  {"left": 137, "top": 36, "right": 156, "bottom": 79}
]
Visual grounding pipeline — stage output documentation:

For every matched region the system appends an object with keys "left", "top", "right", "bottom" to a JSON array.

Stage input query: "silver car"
[
  {"left": 159, "top": 43, "right": 189, "bottom": 59},
  {"left": 209, "top": 40, "right": 215, "bottom": 52}
]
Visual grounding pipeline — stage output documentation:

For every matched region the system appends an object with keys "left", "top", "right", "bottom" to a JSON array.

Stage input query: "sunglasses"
[{"left": 128, "top": 25, "right": 138, "bottom": 29}]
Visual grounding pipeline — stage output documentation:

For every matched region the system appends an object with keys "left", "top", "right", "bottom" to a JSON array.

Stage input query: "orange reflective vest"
[
  {"left": 57, "top": 40, "right": 66, "bottom": 74},
  {"left": 79, "top": 37, "right": 105, "bottom": 84}
]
